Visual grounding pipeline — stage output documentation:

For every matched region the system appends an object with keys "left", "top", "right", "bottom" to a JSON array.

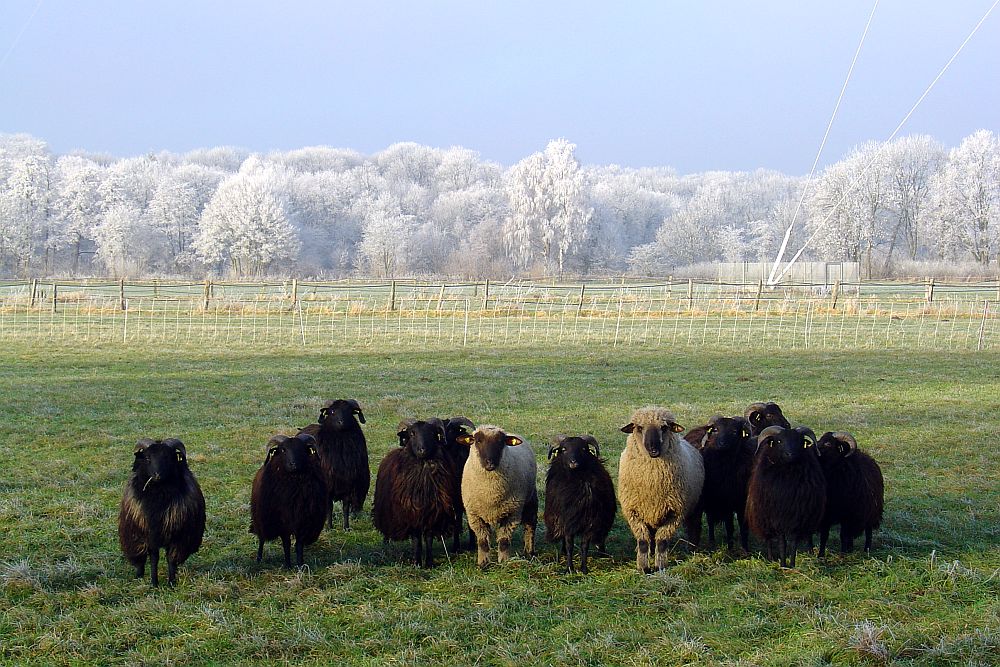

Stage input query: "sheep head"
[
  {"left": 456, "top": 426, "right": 523, "bottom": 472},
  {"left": 318, "top": 398, "right": 365, "bottom": 429},
  {"left": 701, "top": 415, "right": 754, "bottom": 453},
  {"left": 132, "top": 438, "right": 188, "bottom": 488},
  {"left": 817, "top": 431, "right": 858, "bottom": 459},
  {"left": 547, "top": 434, "right": 601, "bottom": 469},
  {"left": 755, "top": 425, "right": 818, "bottom": 465},
  {"left": 744, "top": 402, "right": 791, "bottom": 435},
  {"left": 265, "top": 433, "right": 319, "bottom": 474},
  {"left": 396, "top": 418, "right": 446, "bottom": 460},
  {"left": 621, "top": 407, "right": 683, "bottom": 459}
]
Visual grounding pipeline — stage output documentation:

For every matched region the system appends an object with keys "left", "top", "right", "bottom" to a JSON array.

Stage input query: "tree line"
[{"left": 0, "top": 131, "right": 997, "bottom": 279}]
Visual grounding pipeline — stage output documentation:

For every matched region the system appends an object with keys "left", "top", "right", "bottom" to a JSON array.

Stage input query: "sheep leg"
[
  {"left": 469, "top": 517, "right": 491, "bottom": 569},
  {"left": 724, "top": 515, "right": 735, "bottom": 550},
  {"left": 452, "top": 522, "right": 461, "bottom": 553},
  {"left": 411, "top": 535, "right": 422, "bottom": 566},
  {"left": 789, "top": 538, "right": 799, "bottom": 568},
  {"left": 864, "top": 528, "right": 873, "bottom": 553},
  {"left": 579, "top": 539, "right": 591, "bottom": 575},
  {"left": 496, "top": 520, "right": 518, "bottom": 564},
  {"left": 685, "top": 510, "right": 703, "bottom": 550},
  {"left": 564, "top": 535, "right": 575, "bottom": 574},
  {"left": 778, "top": 535, "right": 787, "bottom": 568},
  {"left": 522, "top": 522, "right": 536, "bottom": 559},
  {"left": 342, "top": 500, "right": 351, "bottom": 531},
  {"left": 706, "top": 519, "right": 715, "bottom": 549},
  {"left": 167, "top": 559, "right": 179, "bottom": 586},
  {"left": 327, "top": 498, "right": 335, "bottom": 529},
  {"left": 636, "top": 538, "right": 651, "bottom": 574},
  {"left": 738, "top": 513, "right": 750, "bottom": 553},
  {"left": 522, "top": 490, "right": 538, "bottom": 558},
  {"left": 281, "top": 535, "right": 292, "bottom": 569},
  {"left": 654, "top": 522, "right": 678, "bottom": 571},
  {"left": 132, "top": 556, "right": 146, "bottom": 579},
  {"left": 841, "top": 529, "right": 855, "bottom": 554},
  {"left": 424, "top": 532, "right": 434, "bottom": 568},
  {"left": 256, "top": 538, "right": 264, "bottom": 563},
  {"left": 818, "top": 526, "right": 830, "bottom": 557},
  {"left": 295, "top": 538, "right": 306, "bottom": 567},
  {"left": 149, "top": 547, "right": 160, "bottom": 587}
]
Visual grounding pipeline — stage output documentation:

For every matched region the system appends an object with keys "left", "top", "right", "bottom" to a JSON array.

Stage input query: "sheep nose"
[
  {"left": 484, "top": 463, "right": 496, "bottom": 471},
  {"left": 648, "top": 449, "right": 660, "bottom": 458},
  {"left": 567, "top": 459, "right": 579, "bottom": 470}
]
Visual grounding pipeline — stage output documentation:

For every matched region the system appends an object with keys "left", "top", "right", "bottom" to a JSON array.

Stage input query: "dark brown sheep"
[
  {"left": 816, "top": 431, "right": 885, "bottom": 556},
  {"left": 250, "top": 433, "right": 328, "bottom": 568},
  {"left": 745, "top": 426, "right": 826, "bottom": 568},
  {"left": 298, "top": 398, "right": 369, "bottom": 531},
  {"left": 118, "top": 438, "right": 206, "bottom": 587},
  {"left": 684, "top": 415, "right": 755, "bottom": 551},
  {"left": 744, "top": 402, "right": 791, "bottom": 436},
  {"left": 544, "top": 435, "right": 616, "bottom": 574},
  {"left": 441, "top": 416, "right": 475, "bottom": 552},
  {"left": 372, "top": 419, "right": 458, "bottom": 567}
]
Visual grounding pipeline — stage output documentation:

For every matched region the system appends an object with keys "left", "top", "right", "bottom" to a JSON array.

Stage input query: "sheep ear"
[
  {"left": 455, "top": 433, "right": 474, "bottom": 447},
  {"left": 134, "top": 438, "right": 154, "bottom": 455},
  {"left": 547, "top": 445, "right": 558, "bottom": 461},
  {"left": 505, "top": 435, "right": 523, "bottom": 447},
  {"left": 317, "top": 407, "right": 329, "bottom": 424},
  {"left": 397, "top": 419, "right": 416, "bottom": 435},
  {"left": 832, "top": 431, "right": 858, "bottom": 457},
  {"left": 347, "top": 399, "right": 365, "bottom": 424},
  {"left": 265, "top": 447, "right": 279, "bottom": 464},
  {"left": 163, "top": 438, "right": 186, "bottom": 461},
  {"left": 620, "top": 423, "right": 635, "bottom": 434},
  {"left": 670, "top": 422, "right": 684, "bottom": 433}
]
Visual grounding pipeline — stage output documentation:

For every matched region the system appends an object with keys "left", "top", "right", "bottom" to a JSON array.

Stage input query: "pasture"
[{"left": 0, "top": 342, "right": 997, "bottom": 666}]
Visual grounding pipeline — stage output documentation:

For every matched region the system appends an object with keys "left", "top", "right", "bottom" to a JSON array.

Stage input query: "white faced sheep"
[
  {"left": 118, "top": 438, "right": 206, "bottom": 587},
  {"left": 618, "top": 407, "right": 705, "bottom": 573},
  {"left": 457, "top": 426, "right": 538, "bottom": 569},
  {"left": 544, "top": 435, "right": 616, "bottom": 574},
  {"left": 816, "top": 431, "right": 884, "bottom": 556},
  {"left": 372, "top": 419, "right": 459, "bottom": 568},
  {"left": 250, "top": 433, "right": 328, "bottom": 568},
  {"left": 746, "top": 426, "right": 826, "bottom": 568},
  {"left": 298, "top": 398, "right": 369, "bottom": 531}
]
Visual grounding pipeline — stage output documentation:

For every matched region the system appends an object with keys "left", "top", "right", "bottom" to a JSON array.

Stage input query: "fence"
[{"left": 0, "top": 279, "right": 997, "bottom": 351}]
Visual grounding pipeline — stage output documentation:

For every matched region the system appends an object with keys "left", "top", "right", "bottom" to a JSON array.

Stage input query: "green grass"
[{"left": 1, "top": 343, "right": 998, "bottom": 666}]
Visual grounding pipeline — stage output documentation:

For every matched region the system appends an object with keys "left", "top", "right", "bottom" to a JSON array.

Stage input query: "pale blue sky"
[{"left": 2, "top": 1, "right": 998, "bottom": 173}]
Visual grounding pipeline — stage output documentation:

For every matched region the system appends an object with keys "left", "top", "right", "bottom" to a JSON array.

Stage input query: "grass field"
[{"left": 1, "top": 343, "right": 998, "bottom": 666}]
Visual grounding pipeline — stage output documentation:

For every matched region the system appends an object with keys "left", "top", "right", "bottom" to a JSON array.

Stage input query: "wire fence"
[{"left": 0, "top": 279, "right": 996, "bottom": 350}]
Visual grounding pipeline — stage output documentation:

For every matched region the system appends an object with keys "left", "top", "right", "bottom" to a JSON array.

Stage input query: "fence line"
[{"left": 0, "top": 291, "right": 996, "bottom": 351}]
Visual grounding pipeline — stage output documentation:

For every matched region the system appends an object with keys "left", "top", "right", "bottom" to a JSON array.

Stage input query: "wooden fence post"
[
  {"left": 687, "top": 279, "right": 694, "bottom": 309},
  {"left": 753, "top": 279, "right": 764, "bottom": 312},
  {"left": 29, "top": 279, "right": 37, "bottom": 307},
  {"left": 203, "top": 280, "right": 211, "bottom": 311},
  {"left": 51, "top": 283, "right": 58, "bottom": 313},
  {"left": 389, "top": 280, "right": 397, "bottom": 311},
  {"left": 291, "top": 279, "right": 298, "bottom": 307},
  {"left": 831, "top": 279, "right": 840, "bottom": 310},
  {"left": 926, "top": 277, "right": 935, "bottom": 303},
  {"left": 482, "top": 279, "right": 490, "bottom": 310},
  {"left": 577, "top": 284, "right": 586, "bottom": 315},
  {"left": 119, "top": 278, "right": 126, "bottom": 311}
]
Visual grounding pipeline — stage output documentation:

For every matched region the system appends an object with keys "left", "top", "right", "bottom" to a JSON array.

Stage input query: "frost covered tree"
[
  {"left": 0, "top": 135, "right": 55, "bottom": 274},
  {"left": 52, "top": 155, "right": 104, "bottom": 274},
  {"left": 93, "top": 203, "right": 158, "bottom": 277},
  {"left": 504, "top": 139, "right": 592, "bottom": 273},
  {"left": 145, "top": 164, "right": 223, "bottom": 271},
  {"left": 194, "top": 157, "right": 299, "bottom": 277},
  {"left": 882, "top": 135, "right": 945, "bottom": 267},
  {"left": 925, "top": 130, "right": 1000, "bottom": 265}
]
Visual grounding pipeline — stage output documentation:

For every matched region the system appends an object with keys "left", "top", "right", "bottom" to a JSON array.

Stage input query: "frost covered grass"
[{"left": 0, "top": 343, "right": 997, "bottom": 665}]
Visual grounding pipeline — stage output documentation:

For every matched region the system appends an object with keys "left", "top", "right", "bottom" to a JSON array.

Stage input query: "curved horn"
[
  {"left": 426, "top": 417, "right": 445, "bottom": 431},
  {"left": 134, "top": 438, "right": 155, "bottom": 454},
  {"left": 295, "top": 432, "right": 317, "bottom": 445},
  {"left": 755, "top": 425, "right": 785, "bottom": 455},
  {"left": 744, "top": 402, "right": 769, "bottom": 420},
  {"left": 446, "top": 416, "right": 475, "bottom": 431},
  {"left": 396, "top": 418, "right": 417, "bottom": 434},
  {"left": 265, "top": 434, "right": 289, "bottom": 463},
  {"left": 345, "top": 399, "right": 365, "bottom": 423},
  {"left": 580, "top": 434, "right": 600, "bottom": 458},
  {"left": 794, "top": 425, "right": 818, "bottom": 447},
  {"left": 831, "top": 431, "right": 858, "bottom": 457},
  {"left": 163, "top": 438, "right": 186, "bottom": 460}
]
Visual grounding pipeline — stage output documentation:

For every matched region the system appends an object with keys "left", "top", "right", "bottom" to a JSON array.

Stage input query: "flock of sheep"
[{"left": 118, "top": 400, "right": 885, "bottom": 586}]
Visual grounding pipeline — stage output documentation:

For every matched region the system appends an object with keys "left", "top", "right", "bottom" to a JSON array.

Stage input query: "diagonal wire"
[
  {"left": 771, "top": 0, "right": 1000, "bottom": 285},
  {"left": 767, "top": 0, "right": 881, "bottom": 286},
  {"left": 0, "top": 0, "right": 44, "bottom": 72}
]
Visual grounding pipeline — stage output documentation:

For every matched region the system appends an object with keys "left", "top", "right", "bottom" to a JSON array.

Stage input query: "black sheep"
[
  {"left": 744, "top": 402, "right": 791, "bottom": 436},
  {"left": 298, "top": 398, "right": 369, "bottom": 530},
  {"left": 745, "top": 426, "right": 826, "bottom": 568},
  {"left": 250, "top": 433, "right": 328, "bottom": 568},
  {"left": 817, "top": 431, "right": 884, "bottom": 556},
  {"left": 684, "top": 415, "right": 755, "bottom": 551},
  {"left": 372, "top": 419, "right": 458, "bottom": 568},
  {"left": 544, "top": 435, "right": 616, "bottom": 574},
  {"left": 118, "top": 438, "right": 206, "bottom": 587},
  {"left": 442, "top": 416, "right": 476, "bottom": 552}
]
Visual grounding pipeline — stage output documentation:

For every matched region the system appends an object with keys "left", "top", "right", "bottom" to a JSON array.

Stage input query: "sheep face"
[
  {"left": 755, "top": 426, "right": 818, "bottom": 466},
  {"left": 397, "top": 419, "right": 446, "bottom": 460},
  {"left": 744, "top": 402, "right": 791, "bottom": 435},
  {"left": 133, "top": 439, "right": 188, "bottom": 487},
  {"left": 817, "top": 431, "right": 858, "bottom": 461},
  {"left": 620, "top": 420, "right": 683, "bottom": 459},
  {"left": 266, "top": 434, "right": 319, "bottom": 474},
  {"left": 702, "top": 416, "right": 754, "bottom": 453},
  {"left": 548, "top": 435, "right": 600, "bottom": 470},
  {"left": 318, "top": 399, "right": 365, "bottom": 430},
  {"left": 457, "top": 428, "right": 523, "bottom": 472}
]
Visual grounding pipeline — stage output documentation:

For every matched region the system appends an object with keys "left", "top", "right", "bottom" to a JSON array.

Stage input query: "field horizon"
[{"left": 1, "top": 343, "right": 997, "bottom": 665}]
